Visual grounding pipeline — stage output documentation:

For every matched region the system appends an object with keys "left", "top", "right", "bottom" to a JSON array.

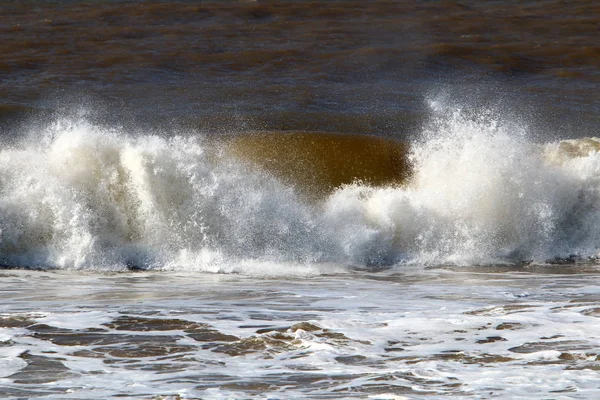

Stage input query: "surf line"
[{"left": 221, "top": 131, "right": 411, "bottom": 197}]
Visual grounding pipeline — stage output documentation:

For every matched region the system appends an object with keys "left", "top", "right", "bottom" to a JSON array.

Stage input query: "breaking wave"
[{"left": 0, "top": 103, "right": 599, "bottom": 274}]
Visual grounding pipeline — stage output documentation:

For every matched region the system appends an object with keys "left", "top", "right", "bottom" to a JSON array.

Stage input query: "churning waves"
[{"left": 0, "top": 104, "right": 599, "bottom": 274}]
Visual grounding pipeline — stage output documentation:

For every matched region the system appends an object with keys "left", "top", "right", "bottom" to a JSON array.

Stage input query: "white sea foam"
[
  {"left": 0, "top": 119, "right": 326, "bottom": 272},
  {"left": 3, "top": 268, "right": 600, "bottom": 398},
  {"left": 0, "top": 104, "right": 599, "bottom": 272},
  {"left": 327, "top": 102, "right": 600, "bottom": 266}
]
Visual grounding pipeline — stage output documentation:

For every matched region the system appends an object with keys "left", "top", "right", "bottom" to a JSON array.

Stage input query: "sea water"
[
  {"left": 2, "top": 0, "right": 600, "bottom": 398},
  {"left": 1, "top": 103, "right": 600, "bottom": 398}
]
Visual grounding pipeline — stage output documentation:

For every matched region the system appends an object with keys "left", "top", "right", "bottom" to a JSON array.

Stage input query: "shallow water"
[{"left": 2, "top": 266, "right": 600, "bottom": 399}]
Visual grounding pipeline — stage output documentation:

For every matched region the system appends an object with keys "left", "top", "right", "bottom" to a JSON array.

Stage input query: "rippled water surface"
[
  {"left": 2, "top": 266, "right": 600, "bottom": 399},
  {"left": 2, "top": 0, "right": 599, "bottom": 133}
]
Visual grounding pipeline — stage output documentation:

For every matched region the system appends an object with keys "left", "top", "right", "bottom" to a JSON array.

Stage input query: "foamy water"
[
  {"left": 0, "top": 104, "right": 599, "bottom": 272},
  {"left": 2, "top": 266, "right": 600, "bottom": 399},
  {"left": 1, "top": 104, "right": 600, "bottom": 398},
  {"left": 3, "top": 0, "right": 600, "bottom": 396}
]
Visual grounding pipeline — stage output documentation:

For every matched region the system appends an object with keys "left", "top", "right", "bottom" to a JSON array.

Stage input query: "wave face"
[
  {"left": 224, "top": 131, "right": 409, "bottom": 197},
  {"left": 0, "top": 105, "right": 599, "bottom": 273}
]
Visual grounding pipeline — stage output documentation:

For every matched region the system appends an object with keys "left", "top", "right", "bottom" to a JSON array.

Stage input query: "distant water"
[
  {"left": 1, "top": 0, "right": 599, "bottom": 134},
  {"left": 1, "top": 1, "right": 600, "bottom": 398}
]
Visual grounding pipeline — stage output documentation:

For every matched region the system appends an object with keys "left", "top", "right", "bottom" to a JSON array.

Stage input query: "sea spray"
[
  {"left": 0, "top": 118, "right": 325, "bottom": 271},
  {"left": 325, "top": 102, "right": 600, "bottom": 266},
  {"left": 0, "top": 106, "right": 599, "bottom": 272}
]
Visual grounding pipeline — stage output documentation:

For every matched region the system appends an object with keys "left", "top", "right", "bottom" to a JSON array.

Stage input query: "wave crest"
[{"left": 0, "top": 106, "right": 599, "bottom": 273}]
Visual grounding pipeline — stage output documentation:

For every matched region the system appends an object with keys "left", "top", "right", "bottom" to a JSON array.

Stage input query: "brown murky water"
[{"left": 1, "top": 0, "right": 599, "bottom": 135}]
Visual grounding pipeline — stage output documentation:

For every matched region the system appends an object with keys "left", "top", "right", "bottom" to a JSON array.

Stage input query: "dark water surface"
[
  {"left": 1, "top": 0, "right": 599, "bottom": 135},
  {"left": 2, "top": 3, "right": 600, "bottom": 398}
]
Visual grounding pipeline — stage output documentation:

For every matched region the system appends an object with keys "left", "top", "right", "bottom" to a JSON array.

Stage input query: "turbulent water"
[
  {"left": 2, "top": 104, "right": 600, "bottom": 399},
  {"left": 3, "top": 266, "right": 600, "bottom": 399},
  {"left": 1, "top": 0, "right": 600, "bottom": 398},
  {"left": 1, "top": 104, "right": 600, "bottom": 272}
]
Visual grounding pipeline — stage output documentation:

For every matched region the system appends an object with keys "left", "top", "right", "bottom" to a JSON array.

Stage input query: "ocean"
[{"left": 1, "top": 1, "right": 600, "bottom": 398}]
